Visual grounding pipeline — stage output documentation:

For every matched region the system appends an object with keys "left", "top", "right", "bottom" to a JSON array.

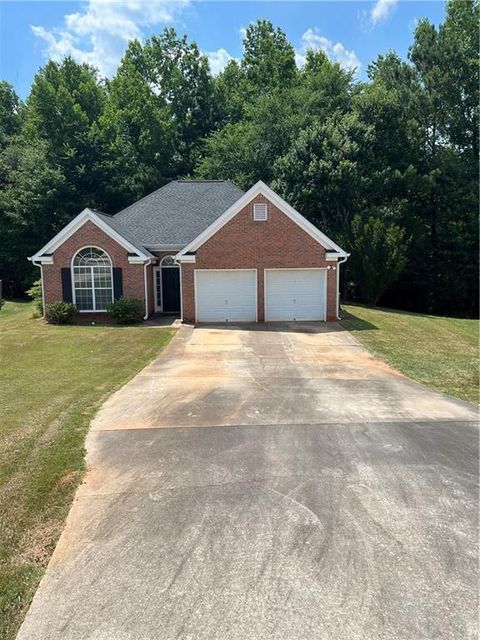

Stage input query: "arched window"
[
  {"left": 72, "top": 247, "right": 113, "bottom": 311},
  {"left": 160, "top": 255, "right": 177, "bottom": 267}
]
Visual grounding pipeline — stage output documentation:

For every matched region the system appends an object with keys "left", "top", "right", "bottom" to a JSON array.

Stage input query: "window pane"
[
  {"left": 94, "top": 288, "right": 113, "bottom": 311},
  {"left": 75, "top": 289, "right": 94, "bottom": 311},
  {"left": 156, "top": 270, "right": 162, "bottom": 307},
  {"left": 73, "top": 267, "right": 92, "bottom": 288},
  {"left": 74, "top": 247, "right": 110, "bottom": 266},
  {"left": 93, "top": 266, "right": 112, "bottom": 287}
]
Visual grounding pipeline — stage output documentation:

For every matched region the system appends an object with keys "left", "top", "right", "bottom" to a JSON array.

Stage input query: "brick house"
[{"left": 29, "top": 180, "right": 349, "bottom": 323}]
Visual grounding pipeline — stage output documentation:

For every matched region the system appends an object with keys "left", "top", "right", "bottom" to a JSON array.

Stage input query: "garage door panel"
[
  {"left": 265, "top": 269, "right": 326, "bottom": 322},
  {"left": 196, "top": 270, "right": 257, "bottom": 322}
]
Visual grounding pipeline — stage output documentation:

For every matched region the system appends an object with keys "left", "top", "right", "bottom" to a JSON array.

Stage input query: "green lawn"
[
  {"left": 0, "top": 301, "right": 175, "bottom": 640},
  {"left": 341, "top": 304, "right": 479, "bottom": 403}
]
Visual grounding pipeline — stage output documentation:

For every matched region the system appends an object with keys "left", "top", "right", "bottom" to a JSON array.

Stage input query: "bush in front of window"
[
  {"left": 26, "top": 279, "right": 43, "bottom": 318},
  {"left": 106, "top": 297, "right": 143, "bottom": 324},
  {"left": 44, "top": 301, "right": 77, "bottom": 324}
]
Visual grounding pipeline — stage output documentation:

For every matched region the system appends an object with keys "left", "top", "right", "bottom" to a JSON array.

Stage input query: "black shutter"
[
  {"left": 113, "top": 267, "right": 123, "bottom": 300},
  {"left": 61, "top": 268, "right": 72, "bottom": 303}
]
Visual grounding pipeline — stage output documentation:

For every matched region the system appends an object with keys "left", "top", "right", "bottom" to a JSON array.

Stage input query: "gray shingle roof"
[
  {"left": 105, "top": 180, "right": 244, "bottom": 252},
  {"left": 94, "top": 211, "right": 155, "bottom": 257}
]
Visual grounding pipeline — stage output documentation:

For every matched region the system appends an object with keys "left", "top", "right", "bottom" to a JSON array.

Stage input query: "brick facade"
[
  {"left": 180, "top": 194, "right": 339, "bottom": 323},
  {"left": 41, "top": 196, "right": 340, "bottom": 324},
  {"left": 42, "top": 220, "right": 153, "bottom": 318}
]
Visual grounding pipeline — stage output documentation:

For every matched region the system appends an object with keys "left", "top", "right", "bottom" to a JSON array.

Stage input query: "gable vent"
[{"left": 253, "top": 203, "right": 268, "bottom": 221}]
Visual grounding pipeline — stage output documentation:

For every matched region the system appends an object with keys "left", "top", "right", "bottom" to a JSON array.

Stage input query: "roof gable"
[
  {"left": 176, "top": 181, "right": 348, "bottom": 258},
  {"left": 29, "top": 209, "right": 153, "bottom": 264}
]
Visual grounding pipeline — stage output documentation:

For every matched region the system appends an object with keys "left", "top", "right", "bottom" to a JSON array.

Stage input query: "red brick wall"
[
  {"left": 181, "top": 194, "right": 339, "bottom": 322},
  {"left": 42, "top": 220, "right": 151, "bottom": 318}
]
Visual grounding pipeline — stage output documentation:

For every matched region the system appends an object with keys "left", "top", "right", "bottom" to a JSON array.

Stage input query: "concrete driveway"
[{"left": 17, "top": 323, "right": 478, "bottom": 640}]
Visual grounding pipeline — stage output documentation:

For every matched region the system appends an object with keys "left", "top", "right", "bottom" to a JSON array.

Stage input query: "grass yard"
[
  {"left": 341, "top": 304, "right": 479, "bottom": 403},
  {"left": 0, "top": 301, "right": 175, "bottom": 640}
]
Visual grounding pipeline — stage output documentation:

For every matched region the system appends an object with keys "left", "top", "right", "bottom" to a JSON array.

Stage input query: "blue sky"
[{"left": 1, "top": 1, "right": 445, "bottom": 99}]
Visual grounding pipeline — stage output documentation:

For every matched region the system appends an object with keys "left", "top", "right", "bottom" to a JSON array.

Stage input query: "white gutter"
[
  {"left": 143, "top": 259, "right": 153, "bottom": 320},
  {"left": 31, "top": 260, "right": 46, "bottom": 318},
  {"left": 336, "top": 254, "right": 349, "bottom": 319}
]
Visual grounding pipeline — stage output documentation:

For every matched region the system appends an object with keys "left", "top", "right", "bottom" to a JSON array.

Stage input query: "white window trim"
[
  {"left": 71, "top": 246, "right": 114, "bottom": 313},
  {"left": 153, "top": 256, "right": 180, "bottom": 312},
  {"left": 153, "top": 266, "right": 163, "bottom": 312},
  {"left": 253, "top": 202, "right": 268, "bottom": 221}
]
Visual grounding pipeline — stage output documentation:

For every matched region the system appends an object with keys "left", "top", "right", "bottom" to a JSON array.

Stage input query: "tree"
[
  {"left": 273, "top": 114, "right": 375, "bottom": 241},
  {"left": 241, "top": 20, "right": 297, "bottom": 92},
  {"left": 24, "top": 57, "right": 106, "bottom": 213},
  {"left": 0, "top": 4, "right": 478, "bottom": 317},
  {"left": 348, "top": 210, "right": 409, "bottom": 305},
  {"left": 407, "top": 0, "right": 479, "bottom": 315},
  {"left": 198, "top": 89, "right": 302, "bottom": 188},
  {"left": 146, "top": 29, "right": 218, "bottom": 174},
  {"left": 215, "top": 60, "right": 250, "bottom": 125},
  {"left": 411, "top": 0, "right": 479, "bottom": 159},
  {"left": 0, "top": 138, "right": 65, "bottom": 296},
  {"left": 298, "top": 50, "right": 353, "bottom": 123},
  {"left": 0, "top": 82, "right": 22, "bottom": 151},
  {"left": 94, "top": 40, "right": 176, "bottom": 210}
]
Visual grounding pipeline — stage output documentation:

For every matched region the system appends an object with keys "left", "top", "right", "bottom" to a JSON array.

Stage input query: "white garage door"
[
  {"left": 195, "top": 270, "right": 257, "bottom": 322},
  {"left": 265, "top": 269, "right": 326, "bottom": 321}
]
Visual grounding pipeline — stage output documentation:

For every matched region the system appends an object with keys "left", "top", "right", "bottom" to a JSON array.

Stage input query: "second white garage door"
[
  {"left": 195, "top": 270, "right": 257, "bottom": 322},
  {"left": 265, "top": 269, "right": 327, "bottom": 321}
]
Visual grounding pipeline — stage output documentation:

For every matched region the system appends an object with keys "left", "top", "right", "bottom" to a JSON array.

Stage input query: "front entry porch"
[{"left": 153, "top": 257, "right": 180, "bottom": 315}]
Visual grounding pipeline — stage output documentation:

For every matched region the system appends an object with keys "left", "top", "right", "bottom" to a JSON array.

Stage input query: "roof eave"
[
  {"left": 29, "top": 208, "right": 152, "bottom": 263},
  {"left": 176, "top": 181, "right": 348, "bottom": 256}
]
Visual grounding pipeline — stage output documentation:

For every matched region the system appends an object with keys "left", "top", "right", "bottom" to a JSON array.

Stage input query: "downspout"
[
  {"left": 336, "top": 255, "right": 349, "bottom": 319},
  {"left": 175, "top": 258, "right": 183, "bottom": 323},
  {"left": 31, "top": 260, "right": 46, "bottom": 319},
  {"left": 143, "top": 259, "right": 153, "bottom": 320}
]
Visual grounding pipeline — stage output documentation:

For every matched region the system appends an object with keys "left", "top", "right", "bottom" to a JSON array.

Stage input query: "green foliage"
[
  {"left": 44, "top": 302, "right": 77, "bottom": 325},
  {"left": 106, "top": 297, "right": 144, "bottom": 324},
  {"left": 273, "top": 113, "right": 374, "bottom": 238},
  {"left": 1, "top": 7, "right": 478, "bottom": 316},
  {"left": 0, "top": 298, "right": 4, "bottom": 312},
  {"left": 0, "top": 82, "right": 23, "bottom": 151},
  {"left": 241, "top": 20, "right": 297, "bottom": 92},
  {"left": 25, "top": 58, "right": 106, "bottom": 212},
  {"left": 26, "top": 279, "right": 43, "bottom": 317},
  {"left": 0, "top": 138, "right": 65, "bottom": 296},
  {"left": 348, "top": 211, "right": 410, "bottom": 305}
]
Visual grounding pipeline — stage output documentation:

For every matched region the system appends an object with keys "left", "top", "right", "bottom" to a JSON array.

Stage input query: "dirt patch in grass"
[{"left": 16, "top": 519, "right": 64, "bottom": 567}]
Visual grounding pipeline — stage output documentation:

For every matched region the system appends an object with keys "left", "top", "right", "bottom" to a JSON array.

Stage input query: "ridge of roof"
[
  {"left": 110, "top": 180, "right": 245, "bottom": 248},
  {"left": 112, "top": 180, "right": 241, "bottom": 219}
]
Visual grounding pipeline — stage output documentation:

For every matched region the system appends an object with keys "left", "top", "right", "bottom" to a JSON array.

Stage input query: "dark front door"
[{"left": 161, "top": 267, "right": 180, "bottom": 313}]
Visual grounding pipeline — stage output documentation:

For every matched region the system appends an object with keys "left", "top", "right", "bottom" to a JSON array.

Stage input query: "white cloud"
[
  {"left": 31, "top": 0, "right": 190, "bottom": 78},
  {"left": 296, "top": 28, "right": 361, "bottom": 73},
  {"left": 370, "top": 0, "right": 398, "bottom": 26},
  {"left": 205, "top": 48, "right": 236, "bottom": 75}
]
